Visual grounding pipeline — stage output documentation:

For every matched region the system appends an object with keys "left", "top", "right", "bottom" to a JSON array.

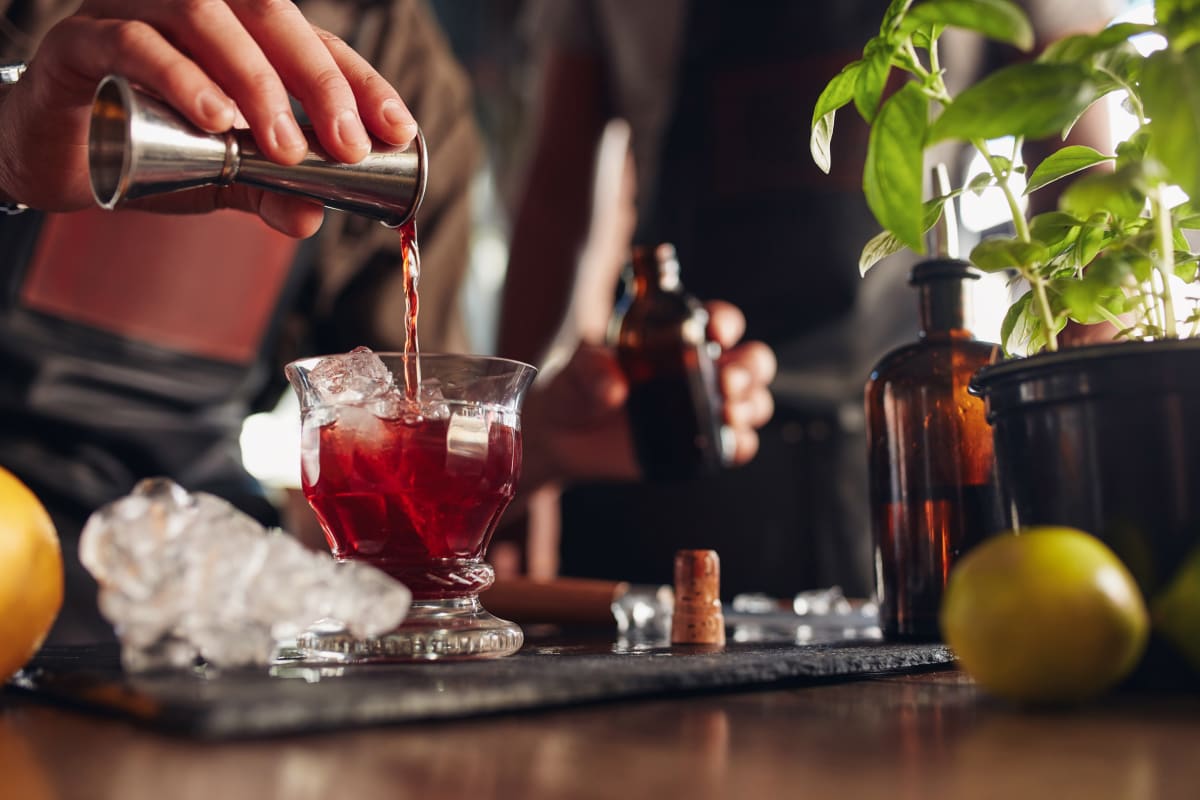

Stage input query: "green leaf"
[
  {"left": 1176, "top": 258, "right": 1199, "bottom": 284},
  {"left": 901, "top": 0, "right": 1033, "bottom": 51},
  {"left": 1028, "top": 211, "right": 1082, "bottom": 246},
  {"left": 811, "top": 61, "right": 863, "bottom": 174},
  {"left": 859, "top": 197, "right": 948, "bottom": 275},
  {"left": 1142, "top": 48, "right": 1200, "bottom": 204},
  {"left": 970, "top": 237, "right": 1050, "bottom": 272},
  {"left": 864, "top": 82, "right": 929, "bottom": 252},
  {"left": 999, "top": 290, "right": 1056, "bottom": 356},
  {"left": 911, "top": 23, "right": 946, "bottom": 51},
  {"left": 1174, "top": 199, "right": 1200, "bottom": 229},
  {"left": 1024, "top": 146, "right": 1113, "bottom": 195},
  {"left": 1071, "top": 221, "right": 1108, "bottom": 270},
  {"left": 1156, "top": 0, "right": 1200, "bottom": 50},
  {"left": 1059, "top": 166, "right": 1144, "bottom": 221},
  {"left": 855, "top": 39, "right": 894, "bottom": 123},
  {"left": 966, "top": 172, "right": 994, "bottom": 195},
  {"left": 928, "top": 63, "right": 1098, "bottom": 143},
  {"left": 1055, "top": 274, "right": 1127, "bottom": 325},
  {"left": 1037, "top": 23, "right": 1155, "bottom": 65},
  {"left": 1115, "top": 128, "right": 1149, "bottom": 172},
  {"left": 859, "top": 230, "right": 907, "bottom": 276},
  {"left": 881, "top": 0, "right": 915, "bottom": 34}
]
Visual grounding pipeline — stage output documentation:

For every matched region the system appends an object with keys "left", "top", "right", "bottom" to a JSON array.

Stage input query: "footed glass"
[{"left": 286, "top": 352, "right": 536, "bottom": 661}]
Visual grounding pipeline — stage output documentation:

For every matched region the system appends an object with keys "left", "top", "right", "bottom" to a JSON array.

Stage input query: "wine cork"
[{"left": 671, "top": 549, "right": 725, "bottom": 646}]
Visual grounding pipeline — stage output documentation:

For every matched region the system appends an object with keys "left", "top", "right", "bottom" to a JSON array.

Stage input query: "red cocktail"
[{"left": 286, "top": 351, "right": 536, "bottom": 660}]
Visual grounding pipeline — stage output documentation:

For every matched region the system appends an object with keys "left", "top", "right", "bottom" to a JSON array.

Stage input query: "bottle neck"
[
  {"left": 630, "top": 262, "right": 680, "bottom": 295},
  {"left": 918, "top": 278, "right": 974, "bottom": 339}
]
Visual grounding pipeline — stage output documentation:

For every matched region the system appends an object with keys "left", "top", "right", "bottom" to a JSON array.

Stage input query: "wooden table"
[{"left": 4, "top": 662, "right": 1199, "bottom": 800}]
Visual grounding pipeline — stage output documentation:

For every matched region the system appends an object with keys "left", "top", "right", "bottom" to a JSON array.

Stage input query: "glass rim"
[{"left": 285, "top": 351, "right": 537, "bottom": 374}]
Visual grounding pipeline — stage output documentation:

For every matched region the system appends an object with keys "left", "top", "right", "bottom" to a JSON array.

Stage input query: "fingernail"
[
  {"left": 335, "top": 109, "right": 371, "bottom": 156},
  {"left": 271, "top": 112, "right": 308, "bottom": 156},
  {"left": 381, "top": 98, "right": 414, "bottom": 130},
  {"left": 198, "top": 90, "right": 234, "bottom": 129}
]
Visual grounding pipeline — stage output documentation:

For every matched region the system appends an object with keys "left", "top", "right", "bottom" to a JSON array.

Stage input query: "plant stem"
[
  {"left": 1030, "top": 276, "right": 1059, "bottom": 352},
  {"left": 1152, "top": 185, "right": 1179, "bottom": 339},
  {"left": 970, "top": 137, "right": 1053, "bottom": 348},
  {"left": 1095, "top": 305, "right": 1126, "bottom": 332},
  {"left": 972, "top": 137, "right": 1031, "bottom": 242}
]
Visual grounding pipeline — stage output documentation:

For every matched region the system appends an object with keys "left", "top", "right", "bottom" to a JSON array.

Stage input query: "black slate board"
[{"left": 13, "top": 640, "right": 954, "bottom": 739}]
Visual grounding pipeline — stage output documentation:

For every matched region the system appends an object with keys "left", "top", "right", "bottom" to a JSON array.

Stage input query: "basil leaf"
[
  {"left": 1037, "top": 23, "right": 1155, "bottom": 65},
  {"left": 1029, "top": 211, "right": 1082, "bottom": 246},
  {"left": 864, "top": 82, "right": 929, "bottom": 252},
  {"left": 1000, "top": 290, "right": 1035, "bottom": 356},
  {"left": 859, "top": 196, "right": 948, "bottom": 275},
  {"left": 881, "top": 0, "right": 915, "bottom": 34},
  {"left": 811, "top": 61, "right": 863, "bottom": 174},
  {"left": 970, "top": 237, "right": 1050, "bottom": 272},
  {"left": 1142, "top": 48, "right": 1200, "bottom": 204},
  {"left": 1059, "top": 167, "right": 1144, "bottom": 221},
  {"left": 901, "top": 0, "right": 1033, "bottom": 51},
  {"left": 928, "top": 63, "right": 1097, "bottom": 143},
  {"left": 855, "top": 38, "right": 894, "bottom": 123},
  {"left": 1024, "top": 146, "right": 1114, "bottom": 195}
]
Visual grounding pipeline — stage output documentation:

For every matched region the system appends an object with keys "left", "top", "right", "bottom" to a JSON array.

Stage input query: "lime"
[
  {"left": 0, "top": 467, "right": 63, "bottom": 684},
  {"left": 940, "top": 526, "right": 1149, "bottom": 704},
  {"left": 1152, "top": 543, "right": 1200, "bottom": 675}
]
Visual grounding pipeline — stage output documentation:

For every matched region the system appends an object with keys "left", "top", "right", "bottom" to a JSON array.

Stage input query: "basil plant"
[{"left": 811, "top": 0, "right": 1200, "bottom": 354}]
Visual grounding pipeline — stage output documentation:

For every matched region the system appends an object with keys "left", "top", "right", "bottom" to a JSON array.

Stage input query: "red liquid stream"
[
  {"left": 399, "top": 219, "right": 421, "bottom": 400},
  {"left": 302, "top": 221, "right": 523, "bottom": 599}
]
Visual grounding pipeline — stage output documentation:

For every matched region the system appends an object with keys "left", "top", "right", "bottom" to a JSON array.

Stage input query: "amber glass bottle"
[
  {"left": 865, "top": 258, "right": 1005, "bottom": 641},
  {"left": 611, "top": 243, "right": 729, "bottom": 481}
]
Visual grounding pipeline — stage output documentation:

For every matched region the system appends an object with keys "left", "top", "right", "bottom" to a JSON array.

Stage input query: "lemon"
[
  {"left": 940, "top": 526, "right": 1149, "bottom": 705},
  {"left": 0, "top": 467, "right": 63, "bottom": 684}
]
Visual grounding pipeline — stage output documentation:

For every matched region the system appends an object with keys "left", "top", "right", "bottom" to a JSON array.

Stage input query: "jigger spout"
[{"left": 87, "top": 74, "right": 427, "bottom": 227}]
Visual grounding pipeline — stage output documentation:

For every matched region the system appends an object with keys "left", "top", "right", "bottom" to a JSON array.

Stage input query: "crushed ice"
[{"left": 79, "top": 478, "right": 411, "bottom": 672}]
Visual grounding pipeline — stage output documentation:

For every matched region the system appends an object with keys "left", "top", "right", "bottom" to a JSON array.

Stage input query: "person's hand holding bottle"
[
  {"left": 520, "top": 300, "right": 777, "bottom": 491},
  {"left": 0, "top": 0, "right": 418, "bottom": 236}
]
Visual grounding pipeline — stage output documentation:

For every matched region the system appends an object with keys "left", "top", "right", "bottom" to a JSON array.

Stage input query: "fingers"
[
  {"left": 704, "top": 299, "right": 747, "bottom": 349},
  {"left": 728, "top": 428, "right": 761, "bottom": 466},
  {"left": 718, "top": 339, "right": 776, "bottom": 465},
  {"left": 122, "top": 184, "right": 326, "bottom": 238},
  {"left": 226, "top": 2, "right": 369, "bottom": 163},
  {"left": 36, "top": 15, "right": 238, "bottom": 133},
  {"left": 318, "top": 27, "right": 418, "bottom": 147},
  {"left": 78, "top": 0, "right": 416, "bottom": 165}
]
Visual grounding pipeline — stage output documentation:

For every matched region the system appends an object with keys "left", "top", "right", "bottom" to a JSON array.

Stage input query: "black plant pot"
[{"left": 972, "top": 339, "right": 1200, "bottom": 684}]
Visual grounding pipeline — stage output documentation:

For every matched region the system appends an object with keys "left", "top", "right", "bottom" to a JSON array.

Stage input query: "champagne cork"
[{"left": 671, "top": 549, "right": 725, "bottom": 646}]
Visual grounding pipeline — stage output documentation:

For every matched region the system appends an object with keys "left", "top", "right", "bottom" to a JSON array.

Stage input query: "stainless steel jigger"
[{"left": 87, "top": 74, "right": 427, "bottom": 227}]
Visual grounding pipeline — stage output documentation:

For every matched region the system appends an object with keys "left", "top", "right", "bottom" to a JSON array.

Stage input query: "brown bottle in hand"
[
  {"left": 865, "top": 181, "right": 1005, "bottom": 641},
  {"left": 611, "top": 243, "right": 730, "bottom": 481}
]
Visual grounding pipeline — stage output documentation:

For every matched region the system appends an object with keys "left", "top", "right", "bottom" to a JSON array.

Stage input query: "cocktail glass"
[{"left": 285, "top": 352, "right": 537, "bottom": 661}]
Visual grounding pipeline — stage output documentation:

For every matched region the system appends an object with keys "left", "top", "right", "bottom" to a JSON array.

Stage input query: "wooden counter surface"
[{"left": 4, "top": 663, "right": 1199, "bottom": 800}]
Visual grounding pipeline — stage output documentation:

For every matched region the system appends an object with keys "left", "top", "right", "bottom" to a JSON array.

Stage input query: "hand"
[
  {"left": 519, "top": 301, "right": 777, "bottom": 491},
  {"left": 0, "top": 0, "right": 418, "bottom": 236},
  {"left": 707, "top": 300, "right": 777, "bottom": 464}
]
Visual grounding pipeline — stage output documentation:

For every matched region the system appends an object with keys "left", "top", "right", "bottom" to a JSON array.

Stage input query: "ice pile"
[{"left": 79, "top": 478, "right": 411, "bottom": 672}]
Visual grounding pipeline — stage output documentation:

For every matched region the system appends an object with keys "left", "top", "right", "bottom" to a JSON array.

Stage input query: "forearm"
[{"left": 495, "top": 49, "right": 609, "bottom": 367}]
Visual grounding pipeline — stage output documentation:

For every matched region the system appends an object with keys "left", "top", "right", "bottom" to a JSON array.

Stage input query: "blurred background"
[{"left": 242, "top": 0, "right": 1167, "bottom": 599}]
